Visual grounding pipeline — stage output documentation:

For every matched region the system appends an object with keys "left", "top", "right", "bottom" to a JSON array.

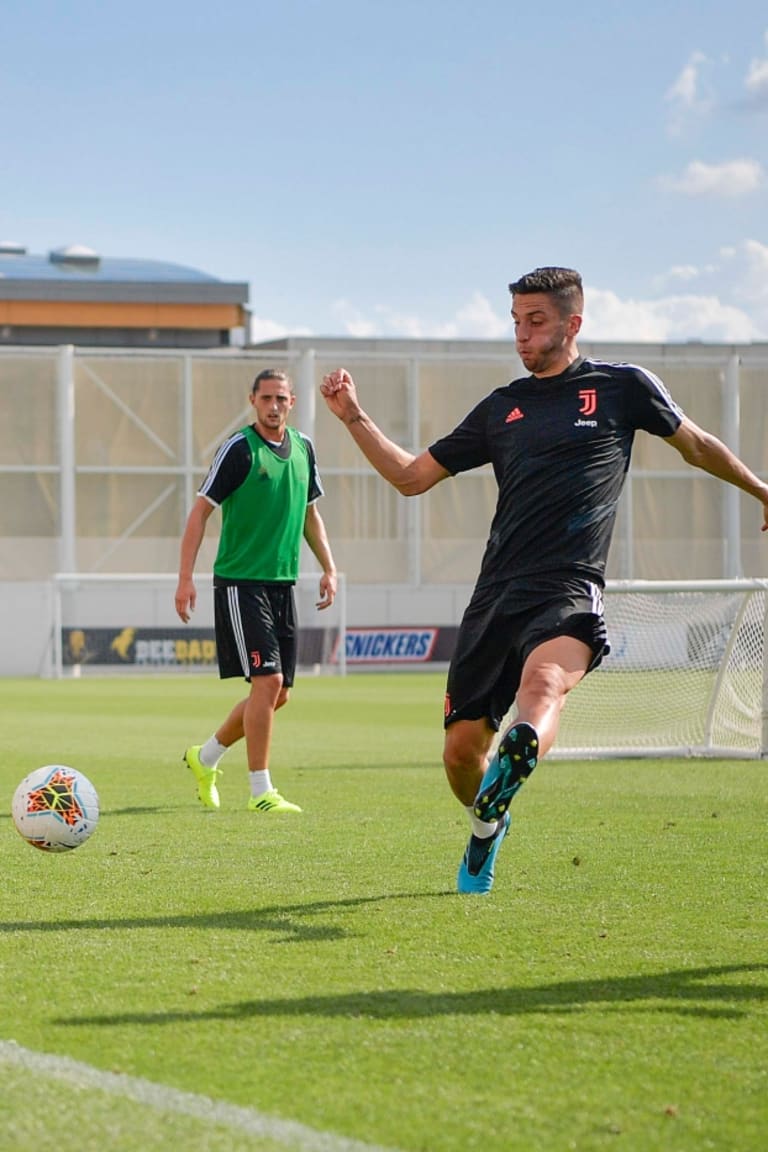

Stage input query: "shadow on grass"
[
  {"left": 0, "top": 891, "right": 452, "bottom": 943},
  {"left": 56, "top": 963, "right": 768, "bottom": 1026},
  {"left": 100, "top": 805, "right": 185, "bottom": 815},
  {"left": 0, "top": 806, "right": 184, "bottom": 820},
  {"left": 290, "top": 762, "right": 441, "bottom": 772}
]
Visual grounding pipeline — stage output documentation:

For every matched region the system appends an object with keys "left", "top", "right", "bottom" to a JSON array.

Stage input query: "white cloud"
[
  {"left": 330, "top": 299, "right": 378, "bottom": 338},
  {"left": 332, "top": 292, "right": 512, "bottom": 341},
  {"left": 249, "top": 315, "right": 312, "bottom": 343},
  {"left": 665, "top": 51, "right": 714, "bottom": 134},
  {"left": 651, "top": 263, "right": 718, "bottom": 292},
  {"left": 333, "top": 282, "right": 764, "bottom": 345},
  {"left": 744, "top": 30, "right": 768, "bottom": 98},
  {"left": 585, "top": 241, "right": 768, "bottom": 341},
  {"left": 583, "top": 289, "right": 668, "bottom": 341},
  {"left": 745, "top": 56, "right": 768, "bottom": 95},
  {"left": 583, "top": 287, "right": 757, "bottom": 342},
  {"left": 667, "top": 53, "right": 705, "bottom": 106},
  {"left": 721, "top": 238, "right": 768, "bottom": 320},
  {"left": 662, "top": 158, "right": 763, "bottom": 197},
  {"left": 373, "top": 308, "right": 438, "bottom": 339},
  {"left": 665, "top": 264, "right": 704, "bottom": 283},
  {"left": 433, "top": 292, "right": 512, "bottom": 339}
]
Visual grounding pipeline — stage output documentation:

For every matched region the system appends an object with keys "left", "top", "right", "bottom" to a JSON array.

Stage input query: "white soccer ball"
[{"left": 12, "top": 765, "right": 99, "bottom": 853}]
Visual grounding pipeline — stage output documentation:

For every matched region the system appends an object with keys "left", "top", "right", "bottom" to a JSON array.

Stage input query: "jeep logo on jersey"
[{"left": 578, "top": 388, "right": 597, "bottom": 416}]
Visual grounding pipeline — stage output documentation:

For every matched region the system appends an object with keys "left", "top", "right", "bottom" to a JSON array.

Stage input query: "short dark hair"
[
  {"left": 508, "top": 267, "right": 583, "bottom": 318},
  {"left": 251, "top": 368, "right": 293, "bottom": 395}
]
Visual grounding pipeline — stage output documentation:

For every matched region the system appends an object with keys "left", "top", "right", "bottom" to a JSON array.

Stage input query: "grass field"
[{"left": 1, "top": 673, "right": 767, "bottom": 1152}]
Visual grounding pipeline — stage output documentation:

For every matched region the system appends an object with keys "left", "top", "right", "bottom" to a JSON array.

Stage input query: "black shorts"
[
  {"left": 213, "top": 581, "right": 297, "bottom": 685},
  {"left": 444, "top": 576, "right": 610, "bottom": 730}
]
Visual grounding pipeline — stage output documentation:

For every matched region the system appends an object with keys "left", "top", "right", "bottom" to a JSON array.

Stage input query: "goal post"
[
  {"left": 49, "top": 571, "right": 347, "bottom": 679},
  {"left": 538, "top": 579, "right": 768, "bottom": 760}
]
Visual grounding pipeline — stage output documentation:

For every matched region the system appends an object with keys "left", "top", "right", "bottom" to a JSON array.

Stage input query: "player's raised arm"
[
  {"left": 320, "top": 367, "right": 449, "bottom": 496},
  {"left": 665, "top": 416, "right": 768, "bottom": 533}
]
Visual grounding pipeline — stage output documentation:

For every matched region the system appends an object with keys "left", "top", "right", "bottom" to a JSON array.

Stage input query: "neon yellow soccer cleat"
[
  {"left": 183, "top": 746, "right": 221, "bottom": 810},
  {"left": 247, "top": 789, "right": 302, "bottom": 814}
]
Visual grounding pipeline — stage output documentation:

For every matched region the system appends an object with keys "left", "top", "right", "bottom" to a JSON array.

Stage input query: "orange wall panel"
[{"left": 0, "top": 300, "right": 245, "bottom": 329}]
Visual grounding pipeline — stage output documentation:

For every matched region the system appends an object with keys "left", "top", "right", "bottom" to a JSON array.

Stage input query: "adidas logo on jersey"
[{"left": 505, "top": 407, "right": 524, "bottom": 423}]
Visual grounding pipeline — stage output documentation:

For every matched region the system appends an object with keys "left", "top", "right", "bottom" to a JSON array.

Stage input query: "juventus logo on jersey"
[{"left": 578, "top": 389, "right": 597, "bottom": 416}]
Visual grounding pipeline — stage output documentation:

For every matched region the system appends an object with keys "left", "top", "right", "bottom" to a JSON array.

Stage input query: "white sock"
[
  {"left": 249, "top": 770, "right": 273, "bottom": 798},
  {"left": 198, "top": 735, "right": 228, "bottom": 768},
  {"left": 465, "top": 805, "right": 498, "bottom": 839}
]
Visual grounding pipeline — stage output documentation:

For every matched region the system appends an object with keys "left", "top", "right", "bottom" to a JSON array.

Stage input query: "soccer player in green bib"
[{"left": 175, "top": 368, "right": 337, "bottom": 813}]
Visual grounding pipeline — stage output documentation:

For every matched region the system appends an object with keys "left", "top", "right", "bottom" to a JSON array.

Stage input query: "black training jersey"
[{"left": 428, "top": 357, "right": 683, "bottom": 588}]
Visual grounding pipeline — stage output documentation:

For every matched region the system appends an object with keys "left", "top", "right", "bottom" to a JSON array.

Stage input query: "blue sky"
[{"left": 2, "top": 1, "right": 767, "bottom": 342}]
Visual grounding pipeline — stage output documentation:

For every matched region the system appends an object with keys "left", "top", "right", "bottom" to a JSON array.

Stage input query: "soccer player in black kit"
[{"left": 320, "top": 268, "right": 768, "bottom": 894}]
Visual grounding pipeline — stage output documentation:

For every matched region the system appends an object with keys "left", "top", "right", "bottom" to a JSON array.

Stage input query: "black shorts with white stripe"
[
  {"left": 213, "top": 580, "right": 297, "bottom": 684},
  {"left": 444, "top": 574, "right": 610, "bottom": 730}
]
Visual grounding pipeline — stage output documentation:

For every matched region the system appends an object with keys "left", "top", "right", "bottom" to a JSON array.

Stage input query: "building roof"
[{"left": 0, "top": 243, "right": 248, "bottom": 305}]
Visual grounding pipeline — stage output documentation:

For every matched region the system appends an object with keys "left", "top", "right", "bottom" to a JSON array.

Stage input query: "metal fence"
[{"left": 1, "top": 339, "right": 766, "bottom": 585}]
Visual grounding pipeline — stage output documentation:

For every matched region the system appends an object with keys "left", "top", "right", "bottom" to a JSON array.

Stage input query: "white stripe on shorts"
[{"left": 226, "top": 585, "right": 250, "bottom": 677}]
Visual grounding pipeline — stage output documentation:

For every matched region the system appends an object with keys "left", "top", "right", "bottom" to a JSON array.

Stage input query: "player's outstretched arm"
[
  {"left": 666, "top": 416, "right": 768, "bottom": 532},
  {"left": 320, "top": 367, "right": 449, "bottom": 496}
]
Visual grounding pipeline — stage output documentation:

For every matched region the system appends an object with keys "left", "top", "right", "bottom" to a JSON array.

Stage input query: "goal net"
[
  {"left": 503, "top": 579, "right": 768, "bottom": 760},
  {"left": 49, "top": 572, "right": 347, "bottom": 678}
]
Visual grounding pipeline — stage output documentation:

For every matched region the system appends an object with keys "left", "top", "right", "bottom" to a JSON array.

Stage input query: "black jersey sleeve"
[
  {"left": 624, "top": 364, "right": 684, "bottom": 437},
  {"left": 198, "top": 432, "right": 252, "bottom": 505},
  {"left": 300, "top": 433, "right": 324, "bottom": 503},
  {"left": 428, "top": 394, "right": 494, "bottom": 475}
]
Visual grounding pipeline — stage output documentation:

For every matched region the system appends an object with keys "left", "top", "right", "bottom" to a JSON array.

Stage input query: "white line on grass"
[{"left": 0, "top": 1040, "right": 401, "bottom": 1152}]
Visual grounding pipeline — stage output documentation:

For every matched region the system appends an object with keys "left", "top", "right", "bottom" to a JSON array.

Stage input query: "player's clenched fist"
[{"left": 320, "top": 368, "right": 362, "bottom": 424}]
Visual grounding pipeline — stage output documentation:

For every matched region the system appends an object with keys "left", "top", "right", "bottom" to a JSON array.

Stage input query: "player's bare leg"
[
  {"left": 443, "top": 719, "right": 511, "bottom": 895},
  {"left": 453, "top": 636, "right": 592, "bottom": 892},
  {"left": 214, "top": 686, "right": 291, "bottom": 750},
  {"left": 243, "top": 674, "right": 301, "bottom": 813},
  {"left": 443, "top": 717, "right": 494, "bottom": 806},
  {"left": 242, "top": 673, "right": 282, "bottom": 772},
  {"left": 474, "top": 636, "right": 592, "bottom": 822}
]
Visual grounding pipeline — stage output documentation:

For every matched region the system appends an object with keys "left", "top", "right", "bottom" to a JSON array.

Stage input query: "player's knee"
[
  {"left": 248, "top": 672, "right": 285, "bottom": 709},
  {"left": 275, "top": 686, "right": 290, "bottom": 710},
  {"left": 521, "top": 663, "right": 568, "bottom": 704},
  {"left": 442, "top": 731, "right": 476, "bottom": 776}
]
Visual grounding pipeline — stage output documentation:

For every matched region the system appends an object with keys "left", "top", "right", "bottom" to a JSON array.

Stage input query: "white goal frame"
[
  {"left": 540, "top": 579, "right": 768, "bottom": 760},
  {"left": 49, "top": 571, "right": 347, "bottom": 678}
]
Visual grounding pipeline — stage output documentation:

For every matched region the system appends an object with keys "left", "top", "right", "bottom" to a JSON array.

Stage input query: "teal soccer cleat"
[
  {"left": 473, "top": 721, "right": 539, "bottom": 823},
  {"left": 457, "top": 811, "right": 511, "bottom": 895}
]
